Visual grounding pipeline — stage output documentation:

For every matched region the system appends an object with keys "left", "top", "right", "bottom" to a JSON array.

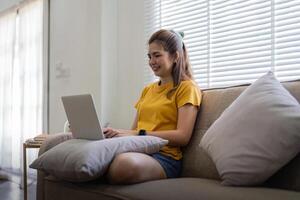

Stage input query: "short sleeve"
[
  {"left": 134, "top": 85, "right": 151, "bottom": 109},
  {"left": 176, "top": 81, "right": 202, "bottom": 108}
]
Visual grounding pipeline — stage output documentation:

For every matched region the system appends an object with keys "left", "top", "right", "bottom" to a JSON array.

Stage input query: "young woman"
[{"left": 103, "top": 29, "right": 201, "bottom": 184}]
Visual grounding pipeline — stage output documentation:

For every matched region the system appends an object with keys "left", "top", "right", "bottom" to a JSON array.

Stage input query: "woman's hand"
[{"left": 103, "top": 127, "right": 137, "bottom": 138}]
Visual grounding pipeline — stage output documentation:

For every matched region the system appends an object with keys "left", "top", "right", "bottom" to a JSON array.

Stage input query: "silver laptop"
[{"left": 61, "top": 94, "right": 105, "bottom": 140}]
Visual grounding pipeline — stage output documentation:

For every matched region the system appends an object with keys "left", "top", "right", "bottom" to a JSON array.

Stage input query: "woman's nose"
[{"left": 149, "top": 57, "right": 155, "bottom": 65}]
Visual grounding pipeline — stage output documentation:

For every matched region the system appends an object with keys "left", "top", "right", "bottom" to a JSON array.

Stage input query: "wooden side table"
[{"left": 23, "top": 142, "right": 42, "bottom": 200}]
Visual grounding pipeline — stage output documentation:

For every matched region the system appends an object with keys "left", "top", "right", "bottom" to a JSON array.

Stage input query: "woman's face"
[{"left": 148, "top": 42, "right": 175, "bottom": 79}]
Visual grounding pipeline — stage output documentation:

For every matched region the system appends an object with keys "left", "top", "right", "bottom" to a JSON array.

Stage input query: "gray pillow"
[
  {"left": 30, "top": 136, "right": 168, "bottom": 182},
  {"left": 200, "top": 72, "right": 300, "bottom": 186}
]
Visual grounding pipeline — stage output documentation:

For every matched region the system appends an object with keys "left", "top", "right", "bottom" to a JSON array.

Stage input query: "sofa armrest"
[
  {"left": 38, "top": 132, "right": 73, "bottom": 156},
  {"left": 37, "top": 132, "right": 73, "bottom": 200}
]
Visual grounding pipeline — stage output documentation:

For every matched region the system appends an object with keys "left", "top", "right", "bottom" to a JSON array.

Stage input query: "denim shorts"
[{"left": 151, "top": 152, "right": 182, "bottom": 178}]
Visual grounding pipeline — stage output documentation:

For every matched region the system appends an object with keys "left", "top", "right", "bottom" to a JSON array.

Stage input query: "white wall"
[
  {"left": 0, "top": 0, "right": 146, "bottom": 133},
  {"left": 0, "top": 0, "right": 21, "bottom": 13},
  {"left": 100, "top": 0, "right": 146, "bottom": 129},
  {"left": 100, "top": 0, "right": 118, "bottom": 128},
  {"left": 115, "top": 0, "right": 145, "bottom": 128},
  {"left": 49, "top": 0, "right": 101, "bottom": 133},
  {"left": 50, "top": 0, "right": 145, "bottom": 132}
]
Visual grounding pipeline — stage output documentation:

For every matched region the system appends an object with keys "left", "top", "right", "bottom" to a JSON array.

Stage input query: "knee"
[{"left": 107, "top": 153, "right": 141, "bottom": 184}]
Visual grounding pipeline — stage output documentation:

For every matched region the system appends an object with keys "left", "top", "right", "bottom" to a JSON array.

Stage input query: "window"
[
  {"left": 144, "top": 0, "right": 300, "bottom": 88},
  {"left": 0, "top": 0, "right": 44, "bottom": 173}
]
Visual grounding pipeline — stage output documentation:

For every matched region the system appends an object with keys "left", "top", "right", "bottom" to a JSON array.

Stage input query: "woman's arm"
[
  {"left": 104, "top": 104, "right": 198, "bottom": 147},
  {"left": 146, "top": 104, "right": 198, "bottom": 146}
]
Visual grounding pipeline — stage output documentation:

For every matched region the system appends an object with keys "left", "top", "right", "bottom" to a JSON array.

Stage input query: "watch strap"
[{"left": 138, "top": 129, "right": 146, "bottom": 136}]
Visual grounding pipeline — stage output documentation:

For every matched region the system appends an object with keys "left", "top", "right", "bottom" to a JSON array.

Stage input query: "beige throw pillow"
[
  {"left": 200, "top": 72, "right": 300, "bottom": 186},
  {"left": 30, "top": 136, "right": 168, "bottom": 182}
]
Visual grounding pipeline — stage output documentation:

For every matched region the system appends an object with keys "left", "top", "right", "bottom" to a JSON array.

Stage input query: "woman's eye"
[{"left": 147, "top": 54, "right": 161, "bottom": 60}]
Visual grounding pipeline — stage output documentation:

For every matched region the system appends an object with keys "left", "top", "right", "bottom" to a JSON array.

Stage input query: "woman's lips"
[{"left": 151, "top": 65, "right": 160, "bottom": 72}]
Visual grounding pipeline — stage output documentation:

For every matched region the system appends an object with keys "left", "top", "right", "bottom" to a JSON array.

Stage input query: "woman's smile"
[{"left": 151, "top": 65, "right": 160, "bottom": 72}]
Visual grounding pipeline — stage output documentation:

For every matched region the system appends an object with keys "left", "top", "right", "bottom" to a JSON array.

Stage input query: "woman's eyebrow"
[{"left": 148, "top": 51, "right": 160, "bottom": 55}]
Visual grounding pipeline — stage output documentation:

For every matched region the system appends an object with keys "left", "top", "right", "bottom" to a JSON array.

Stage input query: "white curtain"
[
  {"left": 0, "top": 11, "right": 17, "bottom": 175},
  {"left": 0, "top": 0, "right": 43, "bottom": 178}
]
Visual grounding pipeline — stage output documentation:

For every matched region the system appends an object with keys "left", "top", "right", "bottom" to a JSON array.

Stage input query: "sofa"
[{"left": 36, "top": 79, "right": 300, "bottom": 200}]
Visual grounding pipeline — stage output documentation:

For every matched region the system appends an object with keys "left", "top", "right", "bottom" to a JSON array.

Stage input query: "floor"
[{"left": 0, "top": 179, "right": 36, "bottom": 200}]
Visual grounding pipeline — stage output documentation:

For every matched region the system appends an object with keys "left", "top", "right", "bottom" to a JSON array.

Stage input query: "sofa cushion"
[
  {"left": 30, "top": 136, "right": 168, "bottom": 182},
  {"left": 200, "top": 72, "right": 300, "bottom": 186},
  {"left": 182, "top": 84, "right": 248, "bottom": 179},
  {"left": 44, "top": 177, "right": 300, "bottom": 200}
]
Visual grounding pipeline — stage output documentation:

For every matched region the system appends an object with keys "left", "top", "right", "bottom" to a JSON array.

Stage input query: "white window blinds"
[
  {"left": 209, "top": 0, "right": 272, "bottom": 87},
  {"left": 144, "top": 0, "right": 300, "bottom": 88},
  {"left": 275, "top": 0, "right": 300, "bottom": 81},
  {"left": 144, "top": 0, "right": 209, "bottom": 87}
]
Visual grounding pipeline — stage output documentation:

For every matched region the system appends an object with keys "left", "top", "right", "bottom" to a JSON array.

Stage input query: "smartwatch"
[{"left": 138, "top": 129, "right": 147, "bottom": 136}]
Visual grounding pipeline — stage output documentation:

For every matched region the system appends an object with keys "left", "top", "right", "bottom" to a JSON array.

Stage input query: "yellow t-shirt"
[{"left": 134, "top": 80, "right": 202, "bottom": 160}]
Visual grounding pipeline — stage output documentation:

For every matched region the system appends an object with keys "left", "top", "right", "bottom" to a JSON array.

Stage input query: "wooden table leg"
[{"left": 23, "top": 143, "right": 27, "bottom": 200}]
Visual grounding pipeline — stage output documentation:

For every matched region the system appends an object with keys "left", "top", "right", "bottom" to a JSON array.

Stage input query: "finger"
[
  {"left": 103, "top": 128, "right": 114, "bottom": 135},
  {"left": 103, "top": 129, "right": 111, "bottom": 137},
  {"left": 109, "top": 130, "right": 120, "bottom": 138},
  {"left": 105, "top": 130, "right": 117, "bottom": 138},
  {"left": 104, "top": 131, "right": 114, "bottom": 138},
  {"left": 103, "top": 127, "right": 112, "bottom": 133}
]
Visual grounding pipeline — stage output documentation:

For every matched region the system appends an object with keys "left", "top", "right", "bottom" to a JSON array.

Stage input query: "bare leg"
[{"left": 107, "top": 152, "right": 167, "bottom": 184}]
